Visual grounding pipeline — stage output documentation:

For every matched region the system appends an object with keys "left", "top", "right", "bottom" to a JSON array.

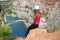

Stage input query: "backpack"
[{"left": 39, "top": 17, "right": 47, "bottom": 29}]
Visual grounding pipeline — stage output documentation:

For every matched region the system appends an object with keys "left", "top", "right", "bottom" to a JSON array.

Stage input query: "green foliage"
[
  {"left": 25, "top": 5, "right": 32, "bottom": 10},
  {"left": 47, "top": 24, "right": 60, "bottom": 33},
  {"left": 1, "top": 3, "right": 13, "bottom": 14},
  {"left": 1, "top": 4, "right": 13, "bottom": 14},
  {"left": 43, "top": 11, "right": 49, "bottom": 21},
  {"left": 24, "top": 17, "right": 29, "bottom": 23},
  {"left": 1, "top": 5, "right": 9, "bottom": 10},
  {"left": 7, "top": 9, "right": 13, "bottom": 14},
  {"left": 47, "top": 28, "right": 55, "bottom": 33},
  {"left": 0, "top": 23, "right": 12, "bottom": 37},
  {"left": 25, "top": 5, "right": 31, "bottom": 9},
  {"left": 53, "top": 24, "right": 60, "bottom": 31}
]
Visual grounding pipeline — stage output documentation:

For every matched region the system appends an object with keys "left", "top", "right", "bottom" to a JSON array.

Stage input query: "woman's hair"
[{"left": 34, "top": 9, "right": 39, "bottom": 13}]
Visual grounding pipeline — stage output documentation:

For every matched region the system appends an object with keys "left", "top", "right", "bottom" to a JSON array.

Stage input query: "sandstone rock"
[{"left": 24, "top": 28, "right": 60, "bottom": 40}]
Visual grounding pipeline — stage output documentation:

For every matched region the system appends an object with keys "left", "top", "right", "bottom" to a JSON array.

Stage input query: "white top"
[{"left": 39, "top": 17, "right": 46, "bottom": 28}]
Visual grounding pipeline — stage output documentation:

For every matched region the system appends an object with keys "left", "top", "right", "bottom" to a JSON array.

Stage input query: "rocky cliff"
[{"left": 11, "top": 0, "right": 60, "bottom": 30}]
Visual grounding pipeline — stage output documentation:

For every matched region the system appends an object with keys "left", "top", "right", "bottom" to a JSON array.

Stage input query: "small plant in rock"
[
  {"left": 24, "top": 17, "right": 29, "bottom": 23},
  {"left": 42, "top": 11, "right": 49, "bottom": 21}
]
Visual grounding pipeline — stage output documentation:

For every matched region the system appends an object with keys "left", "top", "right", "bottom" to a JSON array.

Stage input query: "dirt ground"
[{"left": 14, "top": 28, "right": 60, "bottom": 40}]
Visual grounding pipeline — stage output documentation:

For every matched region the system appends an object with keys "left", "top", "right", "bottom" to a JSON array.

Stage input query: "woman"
[{"left": 24, "top": 5, "right": 42, "bottom": 38}]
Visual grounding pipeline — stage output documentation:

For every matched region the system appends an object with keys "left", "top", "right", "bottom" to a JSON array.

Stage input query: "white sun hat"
[{"left": 34, "top": 5, "right": 40, "bottom": 10}]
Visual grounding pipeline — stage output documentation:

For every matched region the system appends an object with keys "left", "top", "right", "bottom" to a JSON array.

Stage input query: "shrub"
[{"left": 0, "top": 23, "right": 12, "bottom": 37}]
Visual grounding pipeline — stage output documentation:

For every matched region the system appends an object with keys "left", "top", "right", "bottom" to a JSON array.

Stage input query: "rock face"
[
  {"left": 11, "top": 0, "right": 60, "bottom": 30},
  {"left": 12, "top": 0, "right": 34, "bottom": 23},
  {"left": 47, "top": 2, "right": 60, "bottom": 31}
]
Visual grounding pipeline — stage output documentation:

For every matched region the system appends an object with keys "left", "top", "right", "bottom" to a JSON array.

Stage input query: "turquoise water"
[{"left": 6, "top": 16, "right": 27, "bottom": 37}]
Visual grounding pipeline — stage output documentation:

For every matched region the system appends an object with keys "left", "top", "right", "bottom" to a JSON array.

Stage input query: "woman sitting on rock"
[{"left": 24, "top": 5, "right": 42, "bottom": 38}]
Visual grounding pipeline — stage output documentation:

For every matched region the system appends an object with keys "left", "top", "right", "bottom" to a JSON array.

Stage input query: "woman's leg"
[{"left": 24, "top": 24, "right": 38, "bottom": 38}]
